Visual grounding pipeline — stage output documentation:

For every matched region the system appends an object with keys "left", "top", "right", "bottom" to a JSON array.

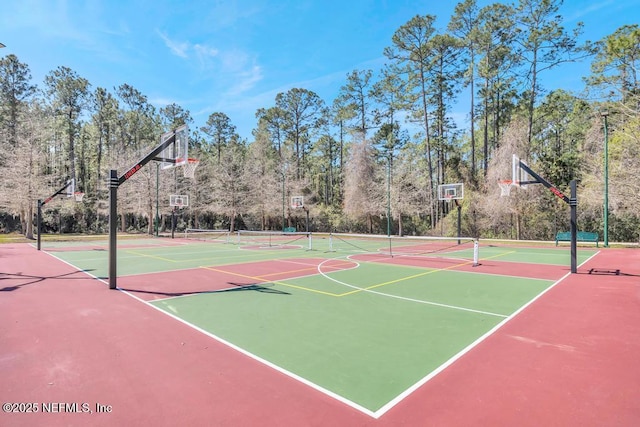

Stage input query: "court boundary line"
[
  {"left": 36, "top": 248, "right": 381, "bottom": 417},
  {"left": 40, "top": 245, "right": 602, "bottom": 420},
  {"left": 133, "top": 290, "right": 378, "bottom": 418},
  {"left": 373, "top": 250, "right": 601, "bottom": 418},
  {"left": 317, "top": 255, "right": 510, "bottom": 318}
]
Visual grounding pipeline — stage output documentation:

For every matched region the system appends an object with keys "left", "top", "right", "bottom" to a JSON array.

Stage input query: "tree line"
[{"left": 1, "top": 0, "right": 639, "bottom": 242}]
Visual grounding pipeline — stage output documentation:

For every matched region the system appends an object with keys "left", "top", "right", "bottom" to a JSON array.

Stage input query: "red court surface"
[
  {"left": 118, "top": 258, "right": 356, "bottom": 302},
  {"left": 1, "top": 243, "right": 639, "bottom": 426}
]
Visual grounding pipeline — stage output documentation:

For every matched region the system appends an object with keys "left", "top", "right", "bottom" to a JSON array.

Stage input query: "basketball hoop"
[
  {"left": 182, "top": 158, "right": 199, "bottom": 179},
  {"left": 291, "top": 196, "right": 304, "bottom": 210},
  {"left": 170, "top": 194, "right": 189, "bottom": 208},
  {"left": 498, "top": 180, "right": 513, "bottom": 197},
  {"left": 74, "top": 192, "right": 85, "bottom": 202}
]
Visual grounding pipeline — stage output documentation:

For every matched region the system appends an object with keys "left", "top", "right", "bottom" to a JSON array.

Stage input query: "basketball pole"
[
  {"left": 171, "top": 207, "right": 176, "bottom": 239},
  {"left": 155, "top": 163, "right": 160, "bottom": 237},
  {"left": 455, "top": 199, "right": 461, "bottom": 245},
  {"left": 107, "top": 127, "right": 182, "bottom": 289},
  {"left": 601, "top": 111, "right": 609, "bottom": 247},
  {"left": 518, "top": 161, "right": 577, "bottom": 274},
  {"left": 37, "top": 200, "right": 42, "bottom": 250},
  {"left": 570, "top": 180, "right": 577, "bottom": 273},
  {"left": 109, "top": 169, "right": 118, "bottom": 289}
]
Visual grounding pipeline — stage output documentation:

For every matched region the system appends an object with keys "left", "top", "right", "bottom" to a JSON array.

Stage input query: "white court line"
[
  {"left": 317, "top": 255, "right": 509, "bottom": 318},
  {"left": 41, "top": 246, "right": 602, "bottom": 419},
  {"left": 373, "top": 249, "right": 601, "bottom": 418}
]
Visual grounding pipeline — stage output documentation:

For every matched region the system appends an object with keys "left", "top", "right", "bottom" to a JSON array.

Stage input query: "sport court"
[{"left": 38, "top": 231, "right": 596, "bottom": 417}]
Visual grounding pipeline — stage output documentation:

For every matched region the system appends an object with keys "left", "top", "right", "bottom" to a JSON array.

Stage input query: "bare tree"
[
  {"left": 483, "top": 117, "right": 538, "bottom": 239},
  {"left": 1, "top": 103, "right": 49, "bottom": 238},
  {"left": 244, "top": 123, "right": 280, "bottom": 230},
  {"left": 343, "top": 137, "right": 383, "bottom": 232}
]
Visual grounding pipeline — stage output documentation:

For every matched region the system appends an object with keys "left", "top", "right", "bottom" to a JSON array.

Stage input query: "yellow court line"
[
  {"left": 199, "top": 266, "right": 340, "bottom": 297},
  {"left": 482, "top": 250, "right": 517, "bottom": 261},
  {"left": 123, "top": 249, "right": 176, "bottom": 262},
  {"left": 334, "top": 252, "right": 515, "bottom": 297},
  {"left": 256, "top": 264, "right": 328, "bottom": 279},
  {"left": 335, "top": 261, "right": 467, "bottom": 297},
  {"left": 258, "top": 259, "right": 355, "bottom": 279}
]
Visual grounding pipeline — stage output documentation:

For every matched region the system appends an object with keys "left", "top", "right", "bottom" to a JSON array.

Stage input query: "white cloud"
[
  {"left": 194, "top": 44, "right": 219, "bottom": 58},
  {"left": 227, "top": 64, "right": 264, "bottom": 96},
  {"left": 566, "top": 0, "right": 614, "bottom": 22},
  {"left": 157, "top": 30, "right": 190, "bottom": 58}
]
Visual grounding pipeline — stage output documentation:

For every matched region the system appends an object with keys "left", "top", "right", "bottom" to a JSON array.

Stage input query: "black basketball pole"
[
  {"left": 455, "top": 200, "right": 462, "bottom": 245},
  {"left": 570, "top": 180, "right": 577, "bottom": 274},
  {"left": 304, "top": 206, "right": 309, "bottom": 233},
  {"left": 37, "top": 200, "right": 42, "bottom": 250},
  {"left": 108, "top": 169, "right": 118, "bottom": 289},
  {"left": 107, "top": 128, "right": 181, "bottom": 289},
  {"left": 171, "top": 207, "right": 176, "bottom": 239},
  {"left": 519, "top": 162, "right": 578, "bottom": 273}
]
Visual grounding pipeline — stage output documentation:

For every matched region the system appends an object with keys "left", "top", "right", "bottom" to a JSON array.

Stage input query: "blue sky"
[{"left": 1, "top": 0, "right": 638, "bottom": 140}]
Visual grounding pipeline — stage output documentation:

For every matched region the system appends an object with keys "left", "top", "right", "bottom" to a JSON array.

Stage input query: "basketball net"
[
  {"left": 498, "top": 180, "right": 513, "bottom": 197},
  {"left": 182, "top": 158, "right": 199, "bottom": 179},
  {"left": 74, "top": 192, "right": 85, "bottom": 202}
]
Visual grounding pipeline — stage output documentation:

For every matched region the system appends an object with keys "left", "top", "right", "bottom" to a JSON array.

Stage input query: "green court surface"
[{"left": 42, "top": 235, "right": 598, "bottom": 415}]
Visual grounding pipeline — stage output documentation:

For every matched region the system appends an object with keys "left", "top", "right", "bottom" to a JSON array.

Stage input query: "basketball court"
[{"left": 2, "top": 127, "right": 639, "bottom": 425}]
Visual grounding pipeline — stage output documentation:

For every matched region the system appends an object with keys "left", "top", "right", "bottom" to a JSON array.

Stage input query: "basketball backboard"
[
  {"left": 437, "top": 183, "right": 464, "bottom": 200},
  {"left": 65, "top": 178, "right": 75, "bottom": 197},
  {"left": 170, "top": 194, "right": 189, "bottom": 208},
  {"left": 159, "top": 124, "right": 189, "bottom": 170},
  {"left": 291, "top": 196, "right": 304, "bottom": 209},
  {"left": 512, "top": 154, "right": 537, "bottom": 188}
]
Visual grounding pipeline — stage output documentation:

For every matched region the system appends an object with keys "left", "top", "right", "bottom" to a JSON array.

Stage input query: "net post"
[
  {"left": 473, "top": 239, "right": 479, "bottom": 267},
  {"left": 308, "top": 233, "right": 312, "bottom": 250},
  {"left": 329, "top": 232, "right": 334, "bottom": 252}
]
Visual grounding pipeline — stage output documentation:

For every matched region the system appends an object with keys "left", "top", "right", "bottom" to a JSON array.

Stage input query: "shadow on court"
[
  {"left": 0, "top": 269, "right": 96, "bottom": 291},
  {"left": 120, "top": 281, "right": 291, "bottom": 298}
]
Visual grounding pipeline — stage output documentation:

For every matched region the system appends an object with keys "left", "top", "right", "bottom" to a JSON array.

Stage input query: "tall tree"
[
  {"left": 115, "top": 83, "right": 156, "bottom": 152},
  {"left": 210, "top": 139, "right": 247, "bottom": 232},
  {"left": 427, "top": 33, "right": 461, "bottom": 189},
  {"left": 587, "top": 24, "right": 640, "bottom": 111},
  {"left": 160, "top": 103, "right": 192, "bottom": 133},
  {"left": 255, "top": 106, "right": 286, "bottom": 156},
  {"left": 514, "top": 0, "right": 588, "bottom": 146},
  {"left": 275, "top": 88, "right": 326, "bottom": 179},
  {"left": 384, "top": 15, "right": 438, "bottom": 227},
  {"left": 244, "top": 121, "right": 280, "bottom": 229},
  {"left": 533, "top": 89, "right": 589, "bottom": 186},
  {"left": 91, "top": 87, "right": 119, "bottom": 187},
  {"left": 371, "top": 65, "right": 409, "bottom": 127},
  {"left": 476, "top": 2, "right": 519, "bottom": 174},
  {"left": 1, "top": 102, "right": 48, "bottom": 239},
  {"left": 330, "top": 96, "right": 356, "bottom": 203},
  {"left": 343, "top": 136, "right": 383, "bottom": 233},
  {"left": 448, "top": 0, "right": 480, "bottom": 178},
  {"left": 313, "top": 130, "right": 341, "bottom": 206},
  {"left": 0, "top": 54, "right": 37, "bottom": 147},
  {"left": 336, "top": 69, "right": 375, "bottom": 139},
  {"left": 200, "top": 112, "right": 238, "bottom": 164},
  {"left": 44, "top": 66, "right": 91, "bottom": 191}
]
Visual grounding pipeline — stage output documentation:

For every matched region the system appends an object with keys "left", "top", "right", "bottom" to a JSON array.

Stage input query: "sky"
[{"left": 1, "top": 0, "right": 639, "bottom": 141}]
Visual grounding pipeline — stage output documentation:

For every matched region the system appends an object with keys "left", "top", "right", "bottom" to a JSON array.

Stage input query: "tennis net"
[
  {"left": 234, "top": 230, "right": 312, "bottom": 250},
  {"left": 328, "top": 233, "right": 479, "bottom": 266},
  {"left": 184, "top": 228, "right": 231, "bottom": 243}
]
